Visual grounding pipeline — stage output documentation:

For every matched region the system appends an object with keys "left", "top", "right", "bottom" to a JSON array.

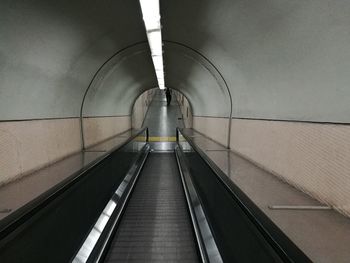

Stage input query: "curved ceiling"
[
  {"left": 161, "top": 0, "right": 350, "bottom": 123},
  {"left": 0, "top": 0, "right": 231, "bottom": 121},
  {"left": 0, "top": 0, "right": 147, "bottom": 120},
  {"left": 82, "top": 42, "right": 231, "bottom": 118},
  {"left": 1, "top": 0, "right": 350, "bottom": 123},
  {"left": 164, "top": 42, "right": 231, "bottom": 117},
  {"left": 82, "top": 44, "right": 157, "bottom": 117}
]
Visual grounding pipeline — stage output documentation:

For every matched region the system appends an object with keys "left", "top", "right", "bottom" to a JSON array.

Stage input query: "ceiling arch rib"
[
  {"left": 81, "top": 41, "right": 232, "bottom": 121},
  {"left": 164, "top": 41, "right": 232, "bottom": 118},
  {"left": 81, "top": 43, "right": 157, "bottom": 118}
]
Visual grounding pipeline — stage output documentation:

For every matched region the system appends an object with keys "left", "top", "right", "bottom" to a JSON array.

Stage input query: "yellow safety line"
[
  {"left": 134, "top": 136, "right": 146, "bottom": 141},
  {"left": 133, "top": 136, "right": 177, "bottom": 142},
  {"left": 148, "top": 136, "right": 177, "bottom": 142}
]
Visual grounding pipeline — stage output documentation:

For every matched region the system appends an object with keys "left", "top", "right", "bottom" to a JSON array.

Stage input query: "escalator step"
[{"left": 104, "top": 153, "right": 199, "bottom": 263}]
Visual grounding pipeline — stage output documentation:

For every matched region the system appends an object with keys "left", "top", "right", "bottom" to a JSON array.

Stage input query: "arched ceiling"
[
  {"left": 0, "top": 0, "right": 230, "bottom": 121},
  {"left": 82, "top": 42, "right": 231, "bottom": 118},
  {"left": 82, "top": 44, "right": 156, "bottom": 117},
  {"left": 0, "top": 0, "right": 147, "bottom": 120},
  {"left": 164, "top": 42, "right": 231, "bottom": 117},
  {"left": 1, "top": 0, "right": 350, "bottom": 123},
  {"left": 161, "top": 0, "right": 350, "bottom": 123}
]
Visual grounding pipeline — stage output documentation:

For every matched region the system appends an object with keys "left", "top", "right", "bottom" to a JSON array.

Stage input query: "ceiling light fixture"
[{"left": 139, "top": 0, "right": 165, "bottom": 90}]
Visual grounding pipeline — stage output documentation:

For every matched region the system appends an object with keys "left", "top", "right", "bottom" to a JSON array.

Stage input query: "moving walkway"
[{"left": 0, "top": 128, "right": 310, "bottom": 262}]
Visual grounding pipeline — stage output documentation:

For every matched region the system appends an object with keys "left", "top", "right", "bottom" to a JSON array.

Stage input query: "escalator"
[
  {"left": 104, "top": 153, "right": 198, "bottom": 262},
  {"left": 0, "top": 128, "right": 311, "bottom": 263}
]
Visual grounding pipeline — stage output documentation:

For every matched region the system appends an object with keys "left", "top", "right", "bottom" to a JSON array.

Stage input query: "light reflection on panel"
[
  {"left": 178, "top": 132, "right": 192, "bottom": 152},
  {"left": 72, "top": 162, "right": 138, "bottom": 263}
]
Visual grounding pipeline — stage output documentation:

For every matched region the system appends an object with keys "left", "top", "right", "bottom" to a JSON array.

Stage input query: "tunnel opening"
[
  {"left": 131, "top": 87, "right": 193, "bottom": 131},
  {"left": 1, "top": 1, "right": 350, "bottom": 262}
]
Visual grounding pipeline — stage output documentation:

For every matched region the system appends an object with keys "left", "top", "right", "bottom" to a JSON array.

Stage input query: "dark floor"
[{"left": 104, "top": 153, "right": 199, "bottom": 263}]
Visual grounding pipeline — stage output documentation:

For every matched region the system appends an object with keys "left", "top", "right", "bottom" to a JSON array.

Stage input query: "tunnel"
[{"left": 1, "top": 0, "right": 350, "bottom": 262}]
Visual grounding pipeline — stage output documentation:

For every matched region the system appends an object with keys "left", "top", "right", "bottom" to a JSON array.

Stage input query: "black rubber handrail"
[
  {"left": 176, "top": 127, "right": 311, "bottom": 262},
  {"left": 175, "top": 146, "right": 215, "bottom": 263},
  {"left": 74, "top": 144, "right": 151, "bottom": 263},
  {"left": 0, "top": 127, "right": 149, "bottom": 241}
]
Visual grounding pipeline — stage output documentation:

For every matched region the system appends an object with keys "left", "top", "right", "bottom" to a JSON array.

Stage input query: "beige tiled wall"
[
  {"left": 0, "top": 118, "right": 81, "bottom": 185},
  {"left": 132, "top": 89, "right": 155, "bottom": 129},
  {"left": 174, "top": 91, "right": 193, "bottom": 128},
  {"left": 193, "top": 116, "right": 229, "bottom": 147},
  {"left": 229, "top": 119, "right": 350, "bottom": 217},
  {"left": 0, "top": 106, "right": 147, "bottom": 185},
  {"left": 192, "top": 116, "right": 350, "bottom": 217},
  {"left": 83, "top": 116, "right": 131, "bottom": 148},
  {"left": 0, "top": 107, "right": 148, "bottom": 185}
]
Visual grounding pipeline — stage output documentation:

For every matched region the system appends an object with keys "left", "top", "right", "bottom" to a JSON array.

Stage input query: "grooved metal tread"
[{"left": 104, "top": 153, "right": 199, "bottom": 263}]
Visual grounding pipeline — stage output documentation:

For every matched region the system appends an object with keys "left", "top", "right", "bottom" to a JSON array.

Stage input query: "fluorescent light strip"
[{"left": 139, "top": 0, "right": 165, "bottom": 90}]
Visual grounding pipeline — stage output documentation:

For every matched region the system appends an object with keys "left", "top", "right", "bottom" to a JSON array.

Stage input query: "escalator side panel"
[
  {"left": 185, "top": 152, "right": 283, "bottom": 263},
  {"left": 0, "top": 150, "right": 139, "bottom": 263}
]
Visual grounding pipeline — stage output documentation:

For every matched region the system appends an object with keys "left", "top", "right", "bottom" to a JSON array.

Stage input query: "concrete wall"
[
  {"left": 0, "top": 0, "right": 154, "bottom": 185},
  {"left": 0, "top": 119, "right": 81, "bottom": 185},
  {"left": 174, "top": 91, "right": 193, "bottom": 128},
  {"left": 164, "top": 44, "right": 231, "bottom": 118},
  {"left": 132, "top": 89, "right": 156, "bottom": 129},
  {"left": 163, "top": 0, "right": 350, "bottom": 123},
  {"left": 0, "top": 0, "right": 151, "bottom": 120},
  {"left": 1, "top": 0, "right": 350, "bottom": 219}
]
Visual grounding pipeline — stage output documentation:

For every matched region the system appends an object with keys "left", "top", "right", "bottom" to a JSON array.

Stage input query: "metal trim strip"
[{"left": 175, "top": 146, "right": 223, "bottom": 263}]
